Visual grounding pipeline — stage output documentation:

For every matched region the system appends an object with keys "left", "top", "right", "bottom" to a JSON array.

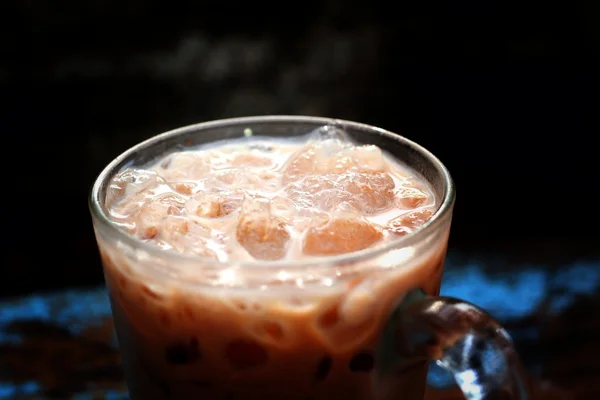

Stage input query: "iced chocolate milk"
[{"left": 91, "top": 118, "right": 454, "bottom": 400}]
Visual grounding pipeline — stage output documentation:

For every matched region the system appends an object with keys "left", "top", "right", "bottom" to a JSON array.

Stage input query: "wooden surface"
[{"left": 0, "top": 252, "right": 598, "bottom": 399}]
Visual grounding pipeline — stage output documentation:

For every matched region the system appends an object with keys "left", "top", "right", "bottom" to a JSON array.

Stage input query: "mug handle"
[{"left": 376, "top": 289, "right": 530, "bottom": 400}]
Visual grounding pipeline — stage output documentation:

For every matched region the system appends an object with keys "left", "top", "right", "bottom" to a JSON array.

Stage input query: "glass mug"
[{"left": 89, "top": 116, "right": 528, "bottom": 400}]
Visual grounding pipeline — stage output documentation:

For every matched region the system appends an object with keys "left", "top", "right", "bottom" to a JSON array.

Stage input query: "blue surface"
[
  {"left": 0, "top": 289, "right": 113, "bottom": 343},
  {"left": 0, "top": 255, "right": 598, "bottom": 399}
]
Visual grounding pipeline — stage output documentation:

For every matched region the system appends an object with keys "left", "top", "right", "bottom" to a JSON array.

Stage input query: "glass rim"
[{"left": 89, "top": 115, "right": 455, "bottom": 270}]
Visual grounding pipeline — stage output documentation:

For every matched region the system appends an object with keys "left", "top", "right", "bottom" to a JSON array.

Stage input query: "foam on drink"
[{"left": 106, "top": 125, "right": 437, "bottom": 262}]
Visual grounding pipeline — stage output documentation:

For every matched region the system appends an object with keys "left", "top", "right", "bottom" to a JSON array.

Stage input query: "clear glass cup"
[{"left": 89, "top": 116, "right": 527, "bottom": 400}]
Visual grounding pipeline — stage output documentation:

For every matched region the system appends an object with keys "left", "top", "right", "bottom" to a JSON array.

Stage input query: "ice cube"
[
  {"left": 172, "top": 227, "right": 218, "bottom": 259},
  {"left": 155, "top": 193, "right": 187, "bottom": 214},
  {"left": 348, "top": 145, "right": 387, "bottom": 172},
  {"left": 282, "top": 145, "right": 318, "bottom": 183},
  {"left": 108, "top": 191, "right": 147, "bottom": 220},
  {"left": 395, "top": 186, "right": 429, "bottom": 209},
  {"left": 309, "top": 124, "right": 350, "bottom": 143},
  {"left": 386, "top": 209, "right": 434, "bottom": 236},
  {"left": 283, "top": 144, "right": 353, "bottom": 183},
  {"left": 284, "top": 175, "right": 333, "bottom": 209},
  {"left": 185, "top": 189, "right": 243, "bottom": 218},
  {"left": 136, "top": 201, "right": 170, "bottom": 239},
  {"left": 159, "top": 152, "right": 210, "bottom": 181},
  {"left": 303, "top": 218, "right": 383, "bottom": 256},
  {"left": 285, "top": 172, "right": 395, "bottom": 214},
  {"left": 169, "top": 182, "right": 197, "bottom": 195},
  {"left": 340, "top": 172, "right": 395, "bottom": 214},
  {"left": 203, "top": 167, "right": 279, "bottom": 192},
  {"left": 134, "top": 193, "right": 186, "bottom": 239},
  {"left": 236, "top": 196, "right": 291, "bottom": 260},
  {"left": 107, "top": 169, "right": 164, "bottom": 205},
  {"left": 159, "top": 216, "right": 189, "bottom": 244},
  {"left": 283, "top": 131, "right": 387, "bottom": 184},
  {"left": 106, "top": 183, "right": 126, "bottom": 208},
  {"left": 162, "top": 215, "right": 189, "bottom": 235},
  {"left": 232, "top": 153, "right": 273, "bottom": 167}
]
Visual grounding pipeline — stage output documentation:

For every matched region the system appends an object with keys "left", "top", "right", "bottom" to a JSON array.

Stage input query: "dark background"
[{"left": 1, "top": 0, "right": 598, "bottom": 297}]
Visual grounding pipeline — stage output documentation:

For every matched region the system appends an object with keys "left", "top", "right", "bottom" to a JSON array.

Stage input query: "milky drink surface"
[{"left": 97, "top": 126, "right": 450, "bottom": 399}]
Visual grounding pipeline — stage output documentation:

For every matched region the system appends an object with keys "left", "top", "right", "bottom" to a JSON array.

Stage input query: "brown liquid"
[{"left": 96, "top": 127, "right": 449, "bottom": 399}]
